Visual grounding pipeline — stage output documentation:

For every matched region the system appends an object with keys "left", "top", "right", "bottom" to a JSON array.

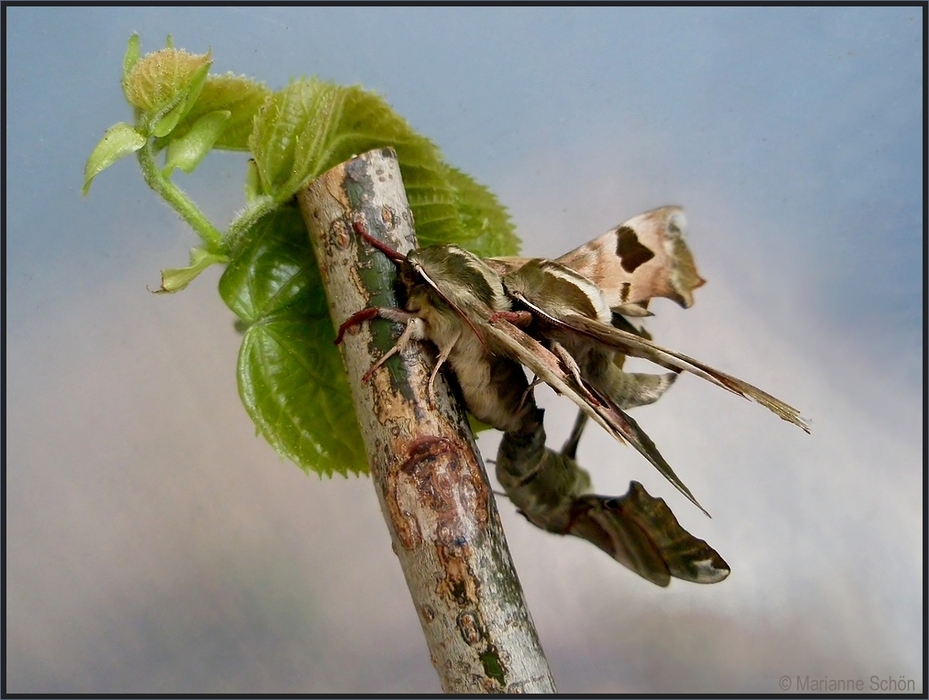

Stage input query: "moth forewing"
[
  {"left": 560, "top": 313, "right": 811, "bottom": 433},
  {"left": 502, "top": 259, "right": 680, "bottom": 411},
  {"left": 483, "top": 316, "right": 708, "bottom": 515},
  {"left": 554, "top": 205, "right": 706, "bottom": 310},
  {"left": 503, "top": 258, "right": 613, "bottom": 324},
  {"left": 617, "top": 481, "right": 730, "bottom": 584},
  {"left": 408, "top": 245, "right": 511, "bottom": 318},
  {"left": 503, "top": 247, "right": 807, "bottom": 431},
  {"left": 570, "top": 484, "right": 731, "bottom": 586}
]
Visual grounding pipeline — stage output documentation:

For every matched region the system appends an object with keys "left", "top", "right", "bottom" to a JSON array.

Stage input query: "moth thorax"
[{"left": 410, "top": 244, "right": 510, "bottom": 312}]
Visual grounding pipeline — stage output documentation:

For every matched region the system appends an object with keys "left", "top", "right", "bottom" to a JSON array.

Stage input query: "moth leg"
[
  {"left": 426, "top": 328, "right": 460, "bottom": 401},
  {"left": 561, "top": 411, "right": 590, "bottom": 460},
  {"left": 489, "top": 310, "right": 533, "bottom": 327},
  {"left": 515, "top": 375, "right": 543, "bottom": 414},
  {"left": 362, "top": 315, "right": 427, "bottom": 382},
  {"left": 551, "top": 341, "right": 601, "bottom": 407},
  {"left": 335, "top": 306, "right": 416, "bottom": 345}
]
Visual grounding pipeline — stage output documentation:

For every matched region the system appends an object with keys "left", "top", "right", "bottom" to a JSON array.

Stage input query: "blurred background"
[{"left": 6, "top": 6, "right": 922, "bottom": 694}]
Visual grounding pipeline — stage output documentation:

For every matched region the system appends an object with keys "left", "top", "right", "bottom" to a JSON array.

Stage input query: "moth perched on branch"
[{"left": 336, "top": 206, "right": 809, "bottom": 584}]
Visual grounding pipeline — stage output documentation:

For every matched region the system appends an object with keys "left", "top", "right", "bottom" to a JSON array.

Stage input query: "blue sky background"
[{"left": 6, "top": 6, "right": 923, "bottom": 694}]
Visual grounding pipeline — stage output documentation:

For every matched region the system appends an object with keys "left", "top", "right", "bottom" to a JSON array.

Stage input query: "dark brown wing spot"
[{"left": 616, "top": 226, "right": 655, "bottom": 273}]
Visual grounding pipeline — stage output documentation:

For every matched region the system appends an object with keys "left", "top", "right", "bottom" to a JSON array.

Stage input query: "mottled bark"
[{"left": 297, "top": 148, "right": 555, "bottom": 693}]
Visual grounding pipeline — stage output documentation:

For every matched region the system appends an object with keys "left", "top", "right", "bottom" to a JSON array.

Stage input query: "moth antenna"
[
  {"left": 353, "top": 219, "right": 405, "bottom": 265},
  {"left": 511, "top": 291, "right": 561, "bottom": 327}
]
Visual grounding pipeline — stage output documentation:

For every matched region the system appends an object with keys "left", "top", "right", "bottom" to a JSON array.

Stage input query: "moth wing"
[
  {"left": 568, "top": 483, "right": 729, "bottom": 585},
  {"left": 483, "top": 256, "right": 532, "bottom": 276},
  {"left": 555, "top": 206, "right": 706, "bottom": 310},
  {"left": 601, "top": 369, "right": 679, "bottom": 411},
  {"left": 483, "top": 318, "right": 707, "bottom": 515},
  {"left": 517, "top": 302, "right": 809, "bottom": 433},
  {"left": 619, "top": 481, "right": 730, "bottom": 583},
  {"left": 567, "top": 493, "right": 672, "bottom": 586}
]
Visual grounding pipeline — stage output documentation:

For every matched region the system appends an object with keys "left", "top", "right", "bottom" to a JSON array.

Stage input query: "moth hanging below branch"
[
  {"left": 497, "top": 409, "right": 730, "bottom": 586},
  {"left": 334, "top": 206, "right": 809, "bottom": 582}
]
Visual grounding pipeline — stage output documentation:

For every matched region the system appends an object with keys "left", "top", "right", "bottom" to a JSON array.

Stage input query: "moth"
[
  {"left": 497, "top": 409, "right": 730, "bottom": 586},
  {"left": 336, "top": 206, "right": 809, "bottom": 582}
]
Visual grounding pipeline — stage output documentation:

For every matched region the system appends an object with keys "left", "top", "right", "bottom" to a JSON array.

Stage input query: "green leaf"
[
  {"left": 246, "top": 78, "right": 520, "bottom": 256},
  {"left": 444, "top": 165, "right": 520, "bottom": 257},
  {"left": 149, "top": 60, "right": 212, "bottom": 139},
  {"left": 219, "top": 206, "right": 367, "bottom": 476},
  {"left": 122, "top": 34, "right": 141, "bottom": 87},
  {"left": 163, "top": 110, "right": 231, "bottom": 175},
  {"left": 155, "top": 246, "right": 229, "bottom": 294},
  {"left": 157, "top": 74, "right": 271, "bottom": 152},
  {"left": 82, "top": 122, "right": 146, "bottom": 195}
]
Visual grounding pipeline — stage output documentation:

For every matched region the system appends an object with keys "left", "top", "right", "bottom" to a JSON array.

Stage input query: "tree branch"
[{"left": 297, "top": 147, "right": 556, "bottom": 693}]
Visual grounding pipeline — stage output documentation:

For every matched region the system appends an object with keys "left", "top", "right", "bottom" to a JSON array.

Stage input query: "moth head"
[{"left": 404, "top": 245, "right": 511, "bottom": 348}]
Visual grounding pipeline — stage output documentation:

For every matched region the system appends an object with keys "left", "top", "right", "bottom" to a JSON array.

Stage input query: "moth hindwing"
[{"left": 488, "top": 205, "right": 705, "bottom": 316}]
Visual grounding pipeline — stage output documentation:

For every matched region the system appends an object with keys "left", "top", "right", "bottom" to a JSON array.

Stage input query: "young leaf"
[
  {"left": 150, "top": 61, "right": 212, "bottom": 139},
  {"left": 156, "top": 246, "right": 229, "bottom": 294},
  {"left": 219, "top": 205, "right": 366, "bottom": 476},
  {"left": 122, "top": 33, "right": 141, "bottom": 87},
  {"left": 156, "top": 74, "right": 271, "bottom": 152},
  {"left": 163, "top": 110, "right": 231, "bottom": 175},
  {"left": 244, "top": 158, "right": 264, "bottom": 203},
  {"left": 123, "top": 47, "right": 211, "bottom": 110},
  {"left": 82, "top": 122, "right": 146, "bottom": 195},
  {"left": 248, "top": 78, "right": 347, "bottom": 199},
  {"left": 123, "top": 46, "right": 212, "bottom": 137}
]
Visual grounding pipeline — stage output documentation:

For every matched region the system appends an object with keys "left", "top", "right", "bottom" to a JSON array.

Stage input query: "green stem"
[
  {"left": 223, "top": 194, "right": 279, "bottom": 257},
  {"left": 137, "top": 141, "right": 224, "bottom": 250}
]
